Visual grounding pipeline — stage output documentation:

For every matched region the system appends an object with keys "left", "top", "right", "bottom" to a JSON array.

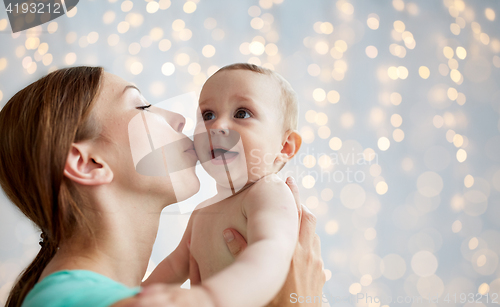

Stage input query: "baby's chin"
[{"left": 201, "top": 164, "right": 248, "bottom": 190}]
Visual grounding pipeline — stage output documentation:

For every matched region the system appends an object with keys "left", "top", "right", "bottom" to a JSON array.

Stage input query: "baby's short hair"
[{"left": 216, "top": 63, "right": 299, "bottom": 132}]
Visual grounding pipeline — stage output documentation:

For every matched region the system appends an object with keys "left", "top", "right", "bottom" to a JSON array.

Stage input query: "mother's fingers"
[
  {"left": 189, "top": 252, "right": 201, "bottom": 285},
  {"left": 223, "top": 228, "right": 247, "bottom": 257},
  {"left": 285, "top": 176, "right": 302, "bottom": 222},
  {"left": 298, "top": 204, "right": 317, "bottom": 247},
  {"left": 314, "top": 234, "right": 326, "bottom": 283},
  {"left": 135, "top": 284, "right": 174, "bottom": 307}
]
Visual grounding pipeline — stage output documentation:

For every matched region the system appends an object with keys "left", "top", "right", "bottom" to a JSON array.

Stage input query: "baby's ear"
[{"left": 280, "top": 130, "right": 302, "bottom": 161}]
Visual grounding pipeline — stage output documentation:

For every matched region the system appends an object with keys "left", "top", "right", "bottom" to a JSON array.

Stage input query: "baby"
[{"left": 147, "top": 63, "right": 302, "bottom": 307}]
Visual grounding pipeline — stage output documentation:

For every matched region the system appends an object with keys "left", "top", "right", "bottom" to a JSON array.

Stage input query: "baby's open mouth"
[{"left": 211, "top": 147, "right": 239, "bottom": 161}]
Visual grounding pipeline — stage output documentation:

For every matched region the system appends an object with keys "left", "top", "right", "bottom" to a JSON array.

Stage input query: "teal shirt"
[{"left": 22, "top": 270, "right": 141, "bottom": 307}]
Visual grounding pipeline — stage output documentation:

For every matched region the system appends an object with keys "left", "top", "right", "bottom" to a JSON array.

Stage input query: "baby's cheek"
[
  {"left": 193, "top": 126, "right": 209, "bottom": 146},
  {"left": 193, "top": 121, "right": 207, "bottom": 135},
  {"left": 245, "top": 149, "right": 274, "bottom": 178}
]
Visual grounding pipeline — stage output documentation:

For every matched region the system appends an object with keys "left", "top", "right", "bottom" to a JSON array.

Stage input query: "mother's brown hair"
[{"left": 0, "top": 66, "right": 104, "bottom": 306}]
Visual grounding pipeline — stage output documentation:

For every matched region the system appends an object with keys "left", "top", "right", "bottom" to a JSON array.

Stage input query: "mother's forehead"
[
  {"left": 102, "top": 72, "right": 130, "bottom": 91},
  {"left": 98, "top": 72, "right": 139, "bottom": 102}
]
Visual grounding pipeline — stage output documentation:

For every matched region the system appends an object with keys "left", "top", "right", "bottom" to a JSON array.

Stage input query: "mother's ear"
[
  {"left": 64, "top": 142, "right": 113, "bottom": 185},
  {"left": 280, "top": 130, "right": 302, "bottom": 162}
]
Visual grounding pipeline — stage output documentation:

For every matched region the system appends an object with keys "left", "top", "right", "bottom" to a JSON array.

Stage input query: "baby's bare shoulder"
[{"left": 240, "top": 175, "right": 298, "bottom": 221}]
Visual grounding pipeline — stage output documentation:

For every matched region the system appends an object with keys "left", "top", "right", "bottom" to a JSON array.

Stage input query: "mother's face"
[{"left": 91, "top": 72, "right": 200, "bottom": 205}]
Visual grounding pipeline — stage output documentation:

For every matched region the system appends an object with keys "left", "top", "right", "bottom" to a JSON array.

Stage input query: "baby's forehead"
[
  {"left": 200, "top": 69, "right": 289, "bottom": 129},
  {"left": 205, "top": 70, "right": 282, "bottom": 101}
]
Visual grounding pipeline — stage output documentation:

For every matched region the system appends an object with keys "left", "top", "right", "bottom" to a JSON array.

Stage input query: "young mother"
[{"left": 0, "top": 66, "right": 325, "bottom": 307}]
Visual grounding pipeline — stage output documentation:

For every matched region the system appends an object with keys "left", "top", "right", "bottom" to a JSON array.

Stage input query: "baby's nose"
[{"left": 210, "top": 128, "right": 229, "bottom": 135}]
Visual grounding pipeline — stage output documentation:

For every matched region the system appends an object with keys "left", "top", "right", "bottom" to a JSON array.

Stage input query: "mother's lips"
[
  {"left": 184, "top": 144, "right": 198, "bottom": 159},
  {"left": 184, "top": 145, "right": 195, "bottom": 152}
]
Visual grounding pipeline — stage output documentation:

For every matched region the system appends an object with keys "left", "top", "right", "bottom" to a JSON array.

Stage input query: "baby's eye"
[
  {"left": 234, "top": 109, "right": 251, "bottom": 119},
  {"left": 202, "top": 111, "right": 215, "bottom": 121}
]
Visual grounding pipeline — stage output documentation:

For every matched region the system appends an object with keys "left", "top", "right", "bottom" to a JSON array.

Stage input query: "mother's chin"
[{"left": 167, "top": 168, "right": 201, "bottom": 204}]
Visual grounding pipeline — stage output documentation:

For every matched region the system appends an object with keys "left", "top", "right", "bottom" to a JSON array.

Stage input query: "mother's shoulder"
[{"left": 22, "top": 270, "right": 140, "bottom": 307}]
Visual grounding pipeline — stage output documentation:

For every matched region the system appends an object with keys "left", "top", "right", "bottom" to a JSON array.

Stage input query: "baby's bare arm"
[{"left": 202, "top": 174, "right": 299, "bottom": 307}]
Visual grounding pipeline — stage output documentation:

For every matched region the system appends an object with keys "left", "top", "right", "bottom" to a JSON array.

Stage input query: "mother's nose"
[{"left": 164, "top": 110, "right": 185, "bottom": 132}]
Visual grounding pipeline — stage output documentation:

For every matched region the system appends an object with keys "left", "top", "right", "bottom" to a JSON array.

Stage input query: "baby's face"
[{"left": 194, "top": 69, "right": 285, "bottom": 187}]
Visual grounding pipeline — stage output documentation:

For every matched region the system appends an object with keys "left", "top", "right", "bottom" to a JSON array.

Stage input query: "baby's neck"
[
  {"left": 215, "top": 180, "right": 256, "bottom": 197},
  {"left": 215, "top": 172, "right": 278, "bottom": 198},
  {"left": 197, "top": 172, "right": 281, "bottom": 211}
]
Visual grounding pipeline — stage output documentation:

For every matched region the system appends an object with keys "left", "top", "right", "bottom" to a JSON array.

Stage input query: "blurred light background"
[{"left": 1, "top": 0, "right": 500, "bottom": 305}]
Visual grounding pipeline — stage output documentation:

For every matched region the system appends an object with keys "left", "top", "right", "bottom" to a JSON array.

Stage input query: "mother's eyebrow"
[{"left": 123, "top": 84, "right": 141, "bottom": 95}]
